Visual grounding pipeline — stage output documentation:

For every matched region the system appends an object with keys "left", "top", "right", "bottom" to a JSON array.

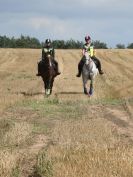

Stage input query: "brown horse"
[{"left": 39, "top": 53, "right": 57, "bottom": 95}]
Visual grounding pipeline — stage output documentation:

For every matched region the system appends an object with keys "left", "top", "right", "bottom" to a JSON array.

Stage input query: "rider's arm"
[
  {"left": 82, "top": 49, "right": 85, "bottom": 56},
  {"left": 82, "top": 48, "right": 86, "bottom": 56}
]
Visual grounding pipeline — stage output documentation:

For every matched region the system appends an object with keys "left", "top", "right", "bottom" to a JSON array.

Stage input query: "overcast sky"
[{"left": 0, "top": 0, "right": 133, "bottom": 47}]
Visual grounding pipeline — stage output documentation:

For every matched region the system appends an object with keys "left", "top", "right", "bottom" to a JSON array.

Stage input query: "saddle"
[{"left": 41, "top": 56, "right": 58, "bottom": 73}]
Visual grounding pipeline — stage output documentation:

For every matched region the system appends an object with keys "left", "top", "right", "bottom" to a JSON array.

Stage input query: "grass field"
[{"left": 0, "top": 49, "right": 133, "bottom": 177}]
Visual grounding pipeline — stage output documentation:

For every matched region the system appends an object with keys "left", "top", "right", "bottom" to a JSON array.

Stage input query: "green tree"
[
  {"left": 92, "top": 40, "right": 108, "bottom": 49},
  {"left": 53, "top": 40, "right": 65, "bottom": 49},
  {"left": 116, "top": 44, "right": 125, "bottom": 49},
  {"left": 127, "top": 43, "right": 133, "bottom": 49}
]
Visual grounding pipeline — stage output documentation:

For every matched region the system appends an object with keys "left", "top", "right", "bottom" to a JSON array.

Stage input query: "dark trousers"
[{"left": 78, "top": 56, "right": 102, "bottom": 74}]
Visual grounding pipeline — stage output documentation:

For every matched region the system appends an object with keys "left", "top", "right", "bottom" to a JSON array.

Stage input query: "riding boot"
[
  {"left": 76, "top": 58, "right": 85, "bottom": 77},
  {"left": 99, "top": 69, "right": 104, "bottom": 74},
  {"left": 56, "top": 64, "right": 61, "bottom": 75},
  {"left": 97, "top": 62, "right": 104, "bottom": 74}
]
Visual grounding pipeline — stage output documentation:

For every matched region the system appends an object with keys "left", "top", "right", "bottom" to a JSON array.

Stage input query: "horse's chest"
[{"left": 84, "top": 64, "right": 92, "bottom": 72}]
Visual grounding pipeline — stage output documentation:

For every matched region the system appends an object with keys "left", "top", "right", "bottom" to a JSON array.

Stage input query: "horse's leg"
[
  {"left": 50, "top": 78, "right": 54, "bottom": 94},
  {"left": 89, "top": 78, "right": 94, "bottom": 96},
  {"left": 45, "top": 79, "right": 52, "bottom": 95},
  {"left": 42, "top": 77, "right": 46, "bottom": 93},
  {"left": 84, "top": 84, "right": 88, "bottom": 94},
  {"left": 43, "top": 78, "right": 49, "bottom": 95},
  {"left": 82, "top": 74, "right": 88, "bottom": 95}
]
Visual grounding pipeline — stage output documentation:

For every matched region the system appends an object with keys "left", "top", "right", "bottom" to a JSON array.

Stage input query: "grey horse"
[{"left": 82, "top": 53, "right": 98, "bottom": 96}]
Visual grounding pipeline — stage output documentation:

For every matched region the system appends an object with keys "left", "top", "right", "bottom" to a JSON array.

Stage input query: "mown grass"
[
  {"left": 35, "top": 150, "right": 53, "bottom": 177},
  {"left": 0, "top": 97, "right": 133, "bottom": 177},
  {"left": 15, "top": 98, "right": 88, "bottom": 121},
  {"left": 0, "top": 116, "right": 33, "bottom": 177},
  {"left": 20, "top": 97, "right": 132, "bottom": 177},
  {"left": 35, "top": 116, "right": 133, "bottom": 177},
  {"left": 88, "top": 97, "right": 125, "bottom": 105}
]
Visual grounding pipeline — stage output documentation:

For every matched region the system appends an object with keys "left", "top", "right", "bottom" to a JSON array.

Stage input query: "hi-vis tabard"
[
  {"left": 42, "top": 47, "right": 54, "bottom": 59},
  {"left": 43, "top": 48, "right": 53, "bottom": 54},
  {"left": 89, "top": 46, "right": 94, "bottom": 57},
  {"left": 84, "top": 45, "right": 94, "bottom": 57}
]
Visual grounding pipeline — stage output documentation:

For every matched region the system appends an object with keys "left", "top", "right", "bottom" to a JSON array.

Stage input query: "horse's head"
[
  {"left": 84, "top": 52, "right": 91, "bottom": 65},
  {"left": 45, "top": 52, "right": 52, "bottom": 59},
  {"left": 45, "top": 52, "right": 53, "bottom": 66}
]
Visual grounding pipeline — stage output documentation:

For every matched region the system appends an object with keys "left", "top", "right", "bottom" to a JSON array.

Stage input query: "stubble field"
[{"left": 0, "top": 48, "right": 133, "bottom": 177}]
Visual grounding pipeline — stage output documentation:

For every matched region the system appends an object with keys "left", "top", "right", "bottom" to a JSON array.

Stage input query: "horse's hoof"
[
  {"left": 89, "top": 90, "right": 93, "bottom": 96},
  {"left": 45, "top": 89, "right": 51, "bottom": 95},
  {"left": 84, "top": 89, "right": 88, "bottom": 95}
]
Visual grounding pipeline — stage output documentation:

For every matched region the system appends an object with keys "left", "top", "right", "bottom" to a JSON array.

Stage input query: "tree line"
[{"left": 0, "top": 35, "right": 133, "bottom": 49}]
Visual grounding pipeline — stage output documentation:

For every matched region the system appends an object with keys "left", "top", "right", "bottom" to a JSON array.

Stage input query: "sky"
[{"left": 0, "top": 0, "right": 133, "bottom": 47}]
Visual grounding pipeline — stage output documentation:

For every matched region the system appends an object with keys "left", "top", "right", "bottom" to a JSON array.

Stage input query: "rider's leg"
[
  {"left": 76, "top": 57, "right": 85, "bottom": 77},
  {"left": 53, "top": 60, "right": 61, "bottom": 75},
  {"left": 36, "top": 60, "right": 42, "bottom": 76},
  {"left": 91, "top": 56, "right": 104, "bottom": 74}
]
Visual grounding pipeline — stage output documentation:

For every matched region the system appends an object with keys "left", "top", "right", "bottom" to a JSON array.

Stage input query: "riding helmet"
[
  {"left": 45, "top": 39, "right": 51, "bottom": 44},
  {"left": 85, "top": 35, "right": 91, "bottom": 41}
]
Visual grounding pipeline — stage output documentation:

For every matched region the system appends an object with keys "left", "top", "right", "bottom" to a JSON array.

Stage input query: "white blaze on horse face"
[
  {"left": 49, "top": 59, "right": 52, "bottom": 67},
  {"left": 85, "top": 52, "right": 89, "bottom": 59},
  {"left": 47, "top": 55, "right": 52, "bottom": 66},
  {"left": 85, "top": 52, "right": 90, "bottom": 65}
]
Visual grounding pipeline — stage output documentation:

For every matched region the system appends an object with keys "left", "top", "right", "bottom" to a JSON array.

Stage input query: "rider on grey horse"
[
  {"left": 76, "top": 35, "right": 104, "bottom": 77},
  {"left": 36, "top": 39, "right": 61, "bottom": 76}
]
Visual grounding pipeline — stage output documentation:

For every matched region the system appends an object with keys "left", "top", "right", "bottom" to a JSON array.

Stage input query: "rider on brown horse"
[
  {"left": 36, "top": 39, "right": 61, "bottom": 76},
  {"left": 76, "top": 35, "right": 104, "bottom": 77}
]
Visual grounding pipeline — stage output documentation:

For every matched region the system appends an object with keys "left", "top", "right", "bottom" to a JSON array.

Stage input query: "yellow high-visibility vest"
[
  {"left": 84, "top": 45, "right": 94, "bottom": 57},
  {"left": 88, "top": 46, "right": 94, "bottom": 57},
  {"left": 43, "top": 48, "right": 53, "bottom": 53}
]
